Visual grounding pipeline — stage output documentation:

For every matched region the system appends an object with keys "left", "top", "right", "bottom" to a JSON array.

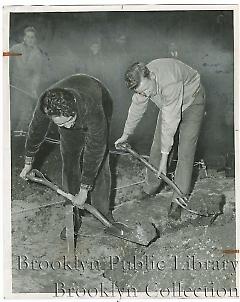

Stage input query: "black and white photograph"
[{"left": 2, "top": 4, "right": 239, "bottom": 298}]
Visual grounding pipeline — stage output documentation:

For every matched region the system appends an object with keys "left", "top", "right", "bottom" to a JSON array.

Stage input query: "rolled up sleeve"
[
  {"left": 161, "top": 82, "right": 183, "bottom": 153},
  {"left": 123, "top": 93, "right": 149, "bottom": 136}
]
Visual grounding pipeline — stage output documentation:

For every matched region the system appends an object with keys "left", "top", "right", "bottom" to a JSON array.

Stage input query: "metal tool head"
[{"left": 104, "top": 222, "right": 158, "bottom": 246}]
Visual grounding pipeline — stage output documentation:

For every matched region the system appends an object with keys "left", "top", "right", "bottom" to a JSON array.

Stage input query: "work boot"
[{"left": 168, "top": 199, "right": 182, "bottom": 220}]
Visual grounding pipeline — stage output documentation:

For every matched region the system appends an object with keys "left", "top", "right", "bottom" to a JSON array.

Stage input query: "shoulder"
[
  {"left": 147, "top": 58, "right": 180, "bottom": 69},
  {"left": 10, "top": 43, "right": 24, "bottom": 52},
  {"left": 48, "top": 74, "right": 103, "bottom": 98}
]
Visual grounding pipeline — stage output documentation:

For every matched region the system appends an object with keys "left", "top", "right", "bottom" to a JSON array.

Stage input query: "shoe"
[{"left": 168, "top": 201, "right": 182, "bottom": 220}]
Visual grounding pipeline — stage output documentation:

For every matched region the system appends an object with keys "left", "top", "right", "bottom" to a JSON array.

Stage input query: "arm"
[
  {"left": 123, "top": 93, "right": 149, "bottom": 137},
  {"left": 25, "top": 98, "right": 51, "bottom": 159},
  {"left": 20, "top": 98, "right": 51, "bottom": 179},
  {"left": 115, "top": 93, "right": 149, "bottom": 147},
  {"left": 80, "top": 96, "right": 108, "bottom": 189}
]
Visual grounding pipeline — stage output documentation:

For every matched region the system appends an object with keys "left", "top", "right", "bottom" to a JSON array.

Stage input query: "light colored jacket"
[{"left": 123, "top": 58, "right": 201, "bottom": 153}]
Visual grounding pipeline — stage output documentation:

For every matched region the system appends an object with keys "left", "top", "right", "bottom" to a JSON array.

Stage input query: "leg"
[
  {"left": 90, "top": 152, "right": 112, "bottom": 219},
  {"left": 143, "top": 110, "right": 163, "bottom": 195},
  {"left": 60, "top": 129, "right": 85, "bottom": 194},
  {"left": 90, "top": 86, "right": 113, "bottom": 218},
  {"left": 59, "top": 129, "right": 85, "bottom": 236},
  {"left": 169, "top": 86, "right": 206, "bottom": 219}
]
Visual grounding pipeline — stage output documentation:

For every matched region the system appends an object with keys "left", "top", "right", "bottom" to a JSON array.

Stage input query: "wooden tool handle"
[
  {"left": 27, "top": 169, "right": 113, "bottom": 228},
  {"left": 84, "top": 204, "right": 112, "bottom": 228},
  {"left": 56, "top": 189, "right": 112, "bottom": 227},
  {"left": 26, "top": 169, "right": 59, "bottom": 191},
  {"left": 117, "top": 143, "right": 188, "bottom": 201}
]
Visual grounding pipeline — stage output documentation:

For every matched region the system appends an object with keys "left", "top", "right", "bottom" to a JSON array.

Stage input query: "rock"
[{"left": 188, "top": 192, "right": 225, "bottom": 216}]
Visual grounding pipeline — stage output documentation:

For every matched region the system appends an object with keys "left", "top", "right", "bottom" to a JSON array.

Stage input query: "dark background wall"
[{"left": 10, "top": 10, "right": 234, "bottom": 166}]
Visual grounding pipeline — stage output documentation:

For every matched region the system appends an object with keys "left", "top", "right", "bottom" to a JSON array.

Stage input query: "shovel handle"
[
  {"left": 26, "top": 169, "right": 59, "bottom": 191},
  {"left": 84, "top": 204, "right": 112, "bottom": 228},
  {"left": 26, "top": 169, "right": 113, "bottom": 228},
  {"left": 54, "top": 188, "right": 112, "bottom": 227},
  {"left": 116, "top": 143, "right": 188, "bottom": 202}
]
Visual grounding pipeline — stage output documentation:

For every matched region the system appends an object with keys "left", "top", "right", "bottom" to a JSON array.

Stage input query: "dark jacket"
[{"left": 25, "top": 74, "right": 112, "bottom": 187}]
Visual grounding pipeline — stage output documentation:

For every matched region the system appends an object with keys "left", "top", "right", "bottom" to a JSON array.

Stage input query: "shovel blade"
[{"left": 104, "top": 222, "right": 157, "bottom": 246}]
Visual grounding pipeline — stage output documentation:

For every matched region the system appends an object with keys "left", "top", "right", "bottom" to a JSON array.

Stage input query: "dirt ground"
[{"left": 10, "top": 138, "right": 237, "bottom": 297}]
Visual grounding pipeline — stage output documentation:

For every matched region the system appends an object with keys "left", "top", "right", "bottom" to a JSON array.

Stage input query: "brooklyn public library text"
[
  {"left": 55, "top": 281, "right": 238, "bottom": 298},
  {"left": 17, "top": 254, "right": 238, "bottom": 273}
]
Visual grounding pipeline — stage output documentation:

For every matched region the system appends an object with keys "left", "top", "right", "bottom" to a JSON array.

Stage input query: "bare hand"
[
  {"left": 114, "top": 134, "right": 129, "bottom": 148},
  {"left": 72, "top": 188, "right": 88, "bottom": 209},
  {"left": 20, "top": 164, "right": 32, "bottom": 180}
]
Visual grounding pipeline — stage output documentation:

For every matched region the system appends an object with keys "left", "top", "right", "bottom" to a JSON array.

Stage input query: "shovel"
[
  {"left": 116, "top": 143, "right": 222, "bottom": 222},
  {"left": 26, "top": 169, "right": 158, "bottom": 246}
]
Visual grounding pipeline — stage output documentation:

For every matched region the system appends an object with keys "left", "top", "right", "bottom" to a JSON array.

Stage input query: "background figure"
[
  {"left": 10, "top": 26, "right": 44, "bottom": 132},
  {"left": 168, "top": 42, "right": 179, "bottom": 58},
  {"left": 87, "top": 37, "right": 107, "bottom": 83},
  {"left": 9, "top": 11, "right": 234, "bottom": 164}
]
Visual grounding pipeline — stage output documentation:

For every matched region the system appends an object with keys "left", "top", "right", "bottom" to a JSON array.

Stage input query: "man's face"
[
  {"left": 134, "top": 76, "right": 157, "bottom": 98},
  {"left": 90, "top": 43, "right": 101, "bottom": 55},
  {"left": 52, "top": 115, "right": 76, "bottom": 129},
  {"left": 24, "top": 31, "right": 36, "bottom": 47}
]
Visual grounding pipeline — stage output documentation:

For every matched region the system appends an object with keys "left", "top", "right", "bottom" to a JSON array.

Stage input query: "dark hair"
[
  {"left": 40, "top": 88, "right": 77, "bottom": 117},
  {"left": 124, "top": 62, "right": 150, "bottom": 89},
  {"left": 24, "top": 26, "right": 37, "bottom": 36}
]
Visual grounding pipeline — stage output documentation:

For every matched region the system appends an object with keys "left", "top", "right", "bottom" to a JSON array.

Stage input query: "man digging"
[
  {"left": 20, "top": 74, "right": 113, "bottom": 239},
  {"left": 115, "top": 58, "right": 206, "bottom": 220}
]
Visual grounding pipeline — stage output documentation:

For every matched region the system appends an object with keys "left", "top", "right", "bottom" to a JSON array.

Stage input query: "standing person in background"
[
  {"left": 168, "top": 42, "right": 179, "bottom": 58},
  {"left": 10, "top": 26, "right": 44, "bottom": 131},
  {"left": 87, "top": 37, "right": 106, "bottom": 83},
  {"left": 115, "top": 58, "right": 206, "bottom": 220}
]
